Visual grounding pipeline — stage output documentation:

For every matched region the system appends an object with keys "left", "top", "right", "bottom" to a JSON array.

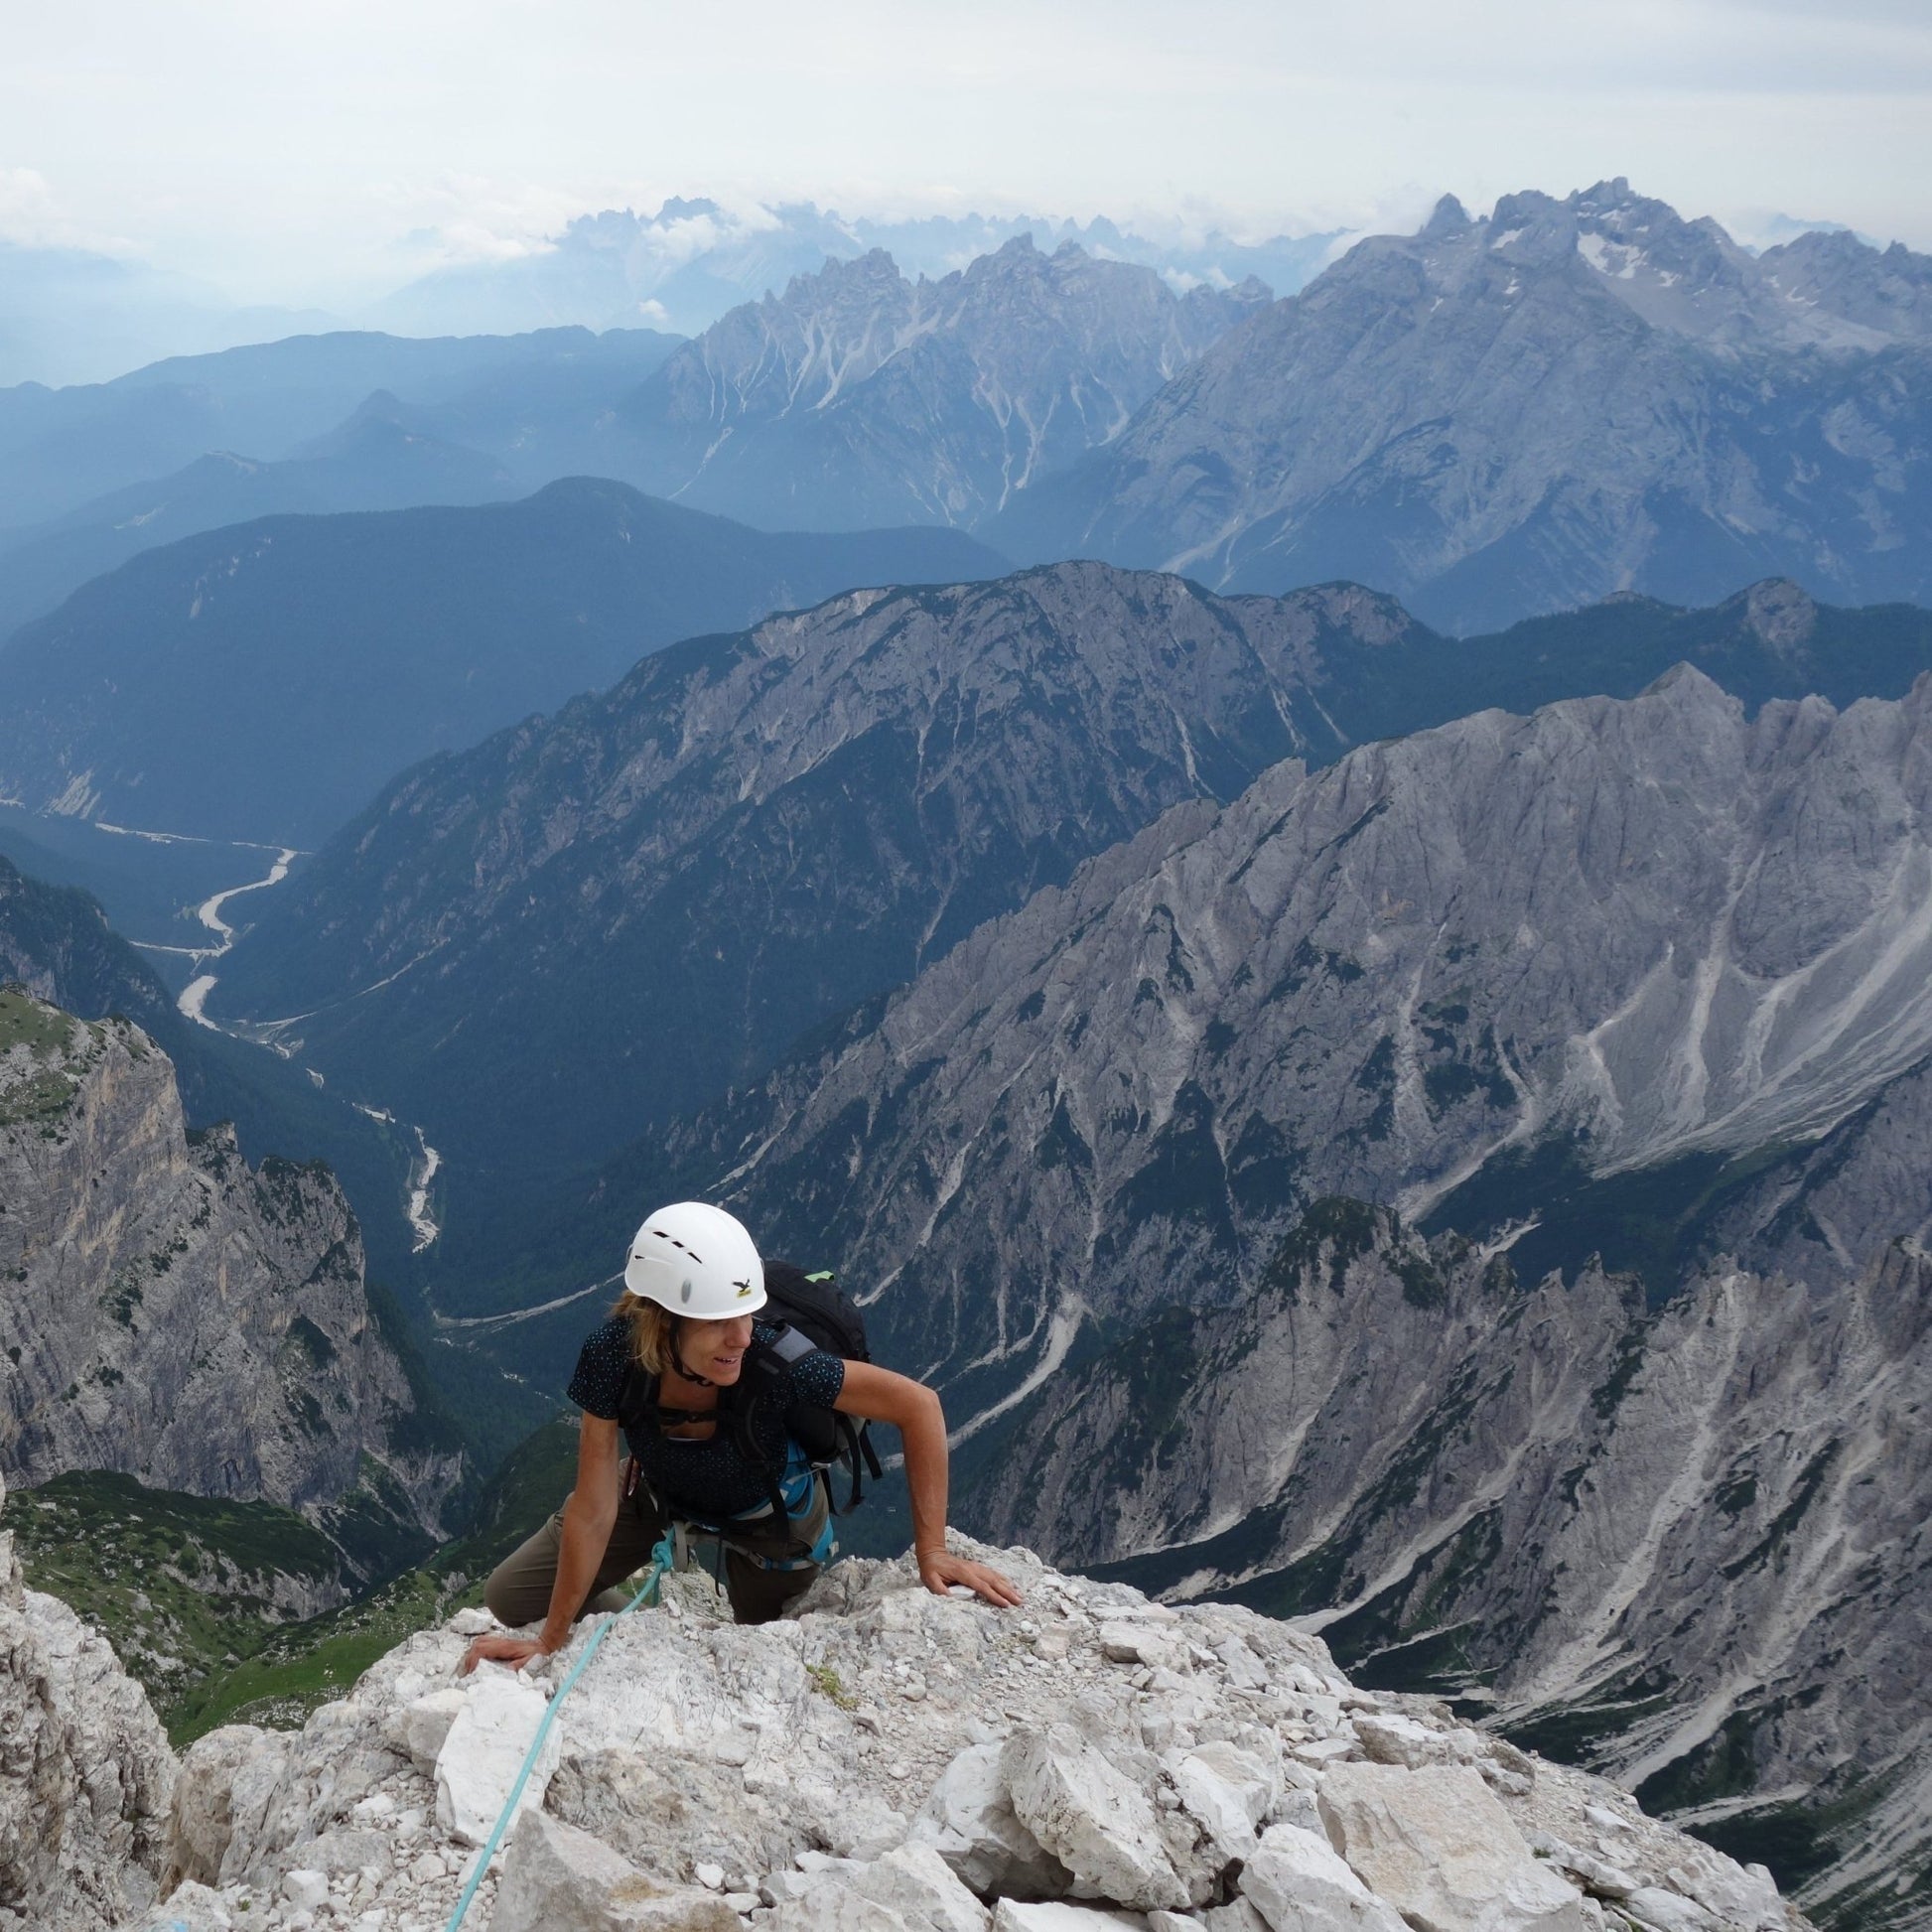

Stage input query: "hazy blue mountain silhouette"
[{"left": 0, "top": 478, "right": 1007, "bottom": 844}]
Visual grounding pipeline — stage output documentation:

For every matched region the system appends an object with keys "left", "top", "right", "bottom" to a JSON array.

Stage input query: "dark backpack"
[
  {"left": 615, "top": 1260, "right": 886, "bottom": 1535},
  {"left": 754, "top": 1262, "right": 886, "bottom": 1512}
]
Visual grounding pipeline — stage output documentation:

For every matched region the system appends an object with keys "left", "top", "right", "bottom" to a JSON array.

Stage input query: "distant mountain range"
[
  {"left": 362, "top": 184, "right": 1932, "bottom": 634},
  {"left": 611, "top": 238, "right": 1268, "bottom": 531},
  {"left": 207, "top": 565, "right": 1932, "bottom": 1291},
  {"left": 997, "top": 180, "right": 1932, "bottom": 629},
  {"left": 0, "top": 239, "right": 1264, "bottom": 634},
  {"left": 9, "top": 185, "right": 1928, "bottom": 645},
  {"left": 0, "top": 237, "right": 337, "bottom": 388},
  {"left": 371, "top": 198, "right": 1339, "bottom": 341},
  {"left": 0, "top": 478, "right": 1005, "bottom": 844},
  {"left": 0, "top": 324, "right": 678, "bottom": 533},
  {"left": 0, "top": 406, "right": 519, "bottom": 644}
]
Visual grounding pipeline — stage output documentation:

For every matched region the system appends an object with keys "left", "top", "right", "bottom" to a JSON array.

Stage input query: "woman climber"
[{"left": 461, "top": 1200, "right": 1020, "bottom": 1671}]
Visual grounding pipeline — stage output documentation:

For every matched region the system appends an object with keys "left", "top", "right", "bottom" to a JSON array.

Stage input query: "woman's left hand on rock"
[{"left": 917, "top": 1548, "right": 1024, "bottom": 1605}]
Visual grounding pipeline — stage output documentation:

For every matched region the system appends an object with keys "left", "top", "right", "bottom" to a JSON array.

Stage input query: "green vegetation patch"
[
  {"left": 172, "top": 1414, "right": 577, "bottom": 1742},
  {"left": 0, "top": 984, "right": 77, "bottom": 1059},
  {"left": 1266, "top": 1196, "right": 1385, "bottom": 1296},
  {"left": 4, "top": 1470, "right": 346, "bottom": 1737},
  {"left": 0, "top": 989, "right": 107, "bottom": 1126},
  {"left": 1505, "top": 1664, "right": 1681, "bottom": 1765}
]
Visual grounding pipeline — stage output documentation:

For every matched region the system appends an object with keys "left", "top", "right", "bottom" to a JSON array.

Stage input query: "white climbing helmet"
[{"left": 623, "top": 1201, "right": 766, "bottom": 1317}]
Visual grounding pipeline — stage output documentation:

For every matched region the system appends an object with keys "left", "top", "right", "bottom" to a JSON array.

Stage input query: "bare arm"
[
  {"left": 835, "top": 1360, "right": 1021, "bottom": 1606},
  {"left": 461, "top": 1412, "right": 621, "bottom": 1672}
]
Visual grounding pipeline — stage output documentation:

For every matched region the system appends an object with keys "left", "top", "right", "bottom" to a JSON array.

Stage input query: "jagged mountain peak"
[
  {"left": 624, "top": 224, "right": 1261, "bottom": 530},
  {"left": 1311, "top": 178, "right": 1932, "bottom": 359},
  {"left": 1421, "top": 193, "right": 1472, "bottom": 239},
  {"left": 1634, "top": 656, "right": 1737, "bottom": 705},
  {"left": 998, "top": 181, "right": 1932, "bottom": 626}
]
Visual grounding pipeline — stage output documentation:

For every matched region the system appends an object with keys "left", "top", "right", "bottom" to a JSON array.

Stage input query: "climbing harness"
[{"left": 441, "top": 1528, "right": 675, "bottom": 1932}]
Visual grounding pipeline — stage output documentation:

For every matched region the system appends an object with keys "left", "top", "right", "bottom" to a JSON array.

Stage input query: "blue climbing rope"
[{"left": 441, "top": 1532, "right": 674, "bottom": 1932}]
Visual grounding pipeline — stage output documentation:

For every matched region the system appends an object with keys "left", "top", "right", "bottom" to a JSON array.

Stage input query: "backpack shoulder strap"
[
  {"left": 760, "top": 1321, "right": 819, "bottom": 1369},
  {"left": 615, "top": 1359, "right": 660, "bottom": 1436}
]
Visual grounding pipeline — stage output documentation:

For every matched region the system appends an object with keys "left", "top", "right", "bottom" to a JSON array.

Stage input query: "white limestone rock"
[
  {"left": 301, "top": 1825, "right": 392, "bottom": 1875},
  {"left": 911, "top": 1741, "right": 1070, "bottom": 1898},
  {"left": 1237, "top": 1822, "right": 1407, "bottom": 1932},
  {"left": 282, "top": 1866, "right": 331, "bottom": 1911},
  {"left": 1352, "top": 1714, "right": 1449, "bottom": 1771},
  {"left": 165, "top": 1726, "right": 275, "bottom": 1890},
  {"left": 777, "top": 1846, "right": 993, "bottom": 1932},
  {"left": 493, "top": 1807, "right": 744, "bottom": 1932},
  {"left": 1660, "top": 1852, "right": 1787, "bottom": 1929},
  {"left": 993, "top": 1901, "right": 1151, "bottom": 1932},
  {"left": 1317, "top": 1763, "right": 1590, "bottom": 1932},
  {"left": 434, "top": 1669, "right": 562, "bottom": 1847},
  {"left": 845, "top": 1845, "right": 994, "bottom": 1932},
  {"left": 1623, "top": 1890, "right": 1722, "bottom": 1932},
  {"left": 0, "top": 1472, "right": 176, "bottom": 1932},
  {"left": 384, "top": 1686, "right": 469, "bottom": 1773},
  {"left": 3, "top": 1541, "right": 1811, "bottom": 1932},
  {"left": 135, "top": 1879, "right": 233, "bottom": 1930},
  {"left": 1003, "top": 1725, "right": 1190, "bottom": 1910},
  {"left": 1200, "top": 1902, "right": 1270, "bottom": 1932},
  {"left": 1169, "top": 1739, "right": 1278, "bottom": 1864}
]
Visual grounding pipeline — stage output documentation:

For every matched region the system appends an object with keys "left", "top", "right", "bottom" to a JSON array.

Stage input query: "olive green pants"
[{"left": 483, "top": 1479, "right": 828, "bottom": 1629}]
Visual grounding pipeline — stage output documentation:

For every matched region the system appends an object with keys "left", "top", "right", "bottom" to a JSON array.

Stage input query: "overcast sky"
[{"left": 4, "top": 0, "right": 1929, "bottom": 303}]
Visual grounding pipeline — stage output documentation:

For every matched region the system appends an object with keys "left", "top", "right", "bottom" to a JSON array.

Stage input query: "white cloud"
[
  {"left": 0, "top": 0, "right": 1925, "bottom": 301},
  {"left": 0, "top": 166, "right": 133, "bottom": 253}
]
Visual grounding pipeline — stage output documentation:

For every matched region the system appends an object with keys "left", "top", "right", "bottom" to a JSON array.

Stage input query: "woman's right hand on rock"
[{"left": 459, "top": 1631, "right": 553, "bottom": 1675}]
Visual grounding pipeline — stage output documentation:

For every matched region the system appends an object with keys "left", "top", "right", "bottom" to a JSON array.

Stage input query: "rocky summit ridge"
[{"left": 2, "top": 1513, "right": 1813, "bottom": 1932}]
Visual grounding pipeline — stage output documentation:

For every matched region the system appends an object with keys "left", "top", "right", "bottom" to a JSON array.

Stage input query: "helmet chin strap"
[{"left": 669, "top": 1319, "right": 716, "bottom": 1390}]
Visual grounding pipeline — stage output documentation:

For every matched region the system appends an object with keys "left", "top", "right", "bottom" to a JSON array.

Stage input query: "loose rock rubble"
[{"left": 99, "top": 1539, "right": 1807, "bottom": 1932}]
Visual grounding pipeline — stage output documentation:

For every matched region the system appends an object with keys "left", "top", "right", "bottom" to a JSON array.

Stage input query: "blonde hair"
[{"left": 612, "top": 1292, "right": 677, "bottom": 1376}]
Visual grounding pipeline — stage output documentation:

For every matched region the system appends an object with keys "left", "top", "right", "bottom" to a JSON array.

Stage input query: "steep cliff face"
[
  {"left": 0, "top": 1467, "right": 176, "bottom": 1932},
  {"left": 0, "top": 988, "right": 458, "bottom": 1544},
  {"left": 970, "top": 1209, "right": 1932, "bottom": 1930}
]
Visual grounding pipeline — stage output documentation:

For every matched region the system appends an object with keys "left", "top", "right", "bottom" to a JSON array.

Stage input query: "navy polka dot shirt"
[{"left": 568, "top": 1315, "right": 846, "bottom": 1521}]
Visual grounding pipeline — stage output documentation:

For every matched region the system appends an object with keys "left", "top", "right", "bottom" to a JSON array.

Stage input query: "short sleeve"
[
  {"left": 788, "top": 1348, "right": 846, "bottom": 1410},
  {"left": 567, "top": 1316, "right": 632, "bottom": 1419}
]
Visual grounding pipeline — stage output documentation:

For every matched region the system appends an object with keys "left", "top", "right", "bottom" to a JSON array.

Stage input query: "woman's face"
[{"left": 679, "top": 1312, "right": 756, "bottom": 1385}]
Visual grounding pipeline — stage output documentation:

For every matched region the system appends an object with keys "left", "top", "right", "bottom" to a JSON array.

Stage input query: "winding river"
[{"left": 114, "top": 822, "right": 447, "bottom": 1252}]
